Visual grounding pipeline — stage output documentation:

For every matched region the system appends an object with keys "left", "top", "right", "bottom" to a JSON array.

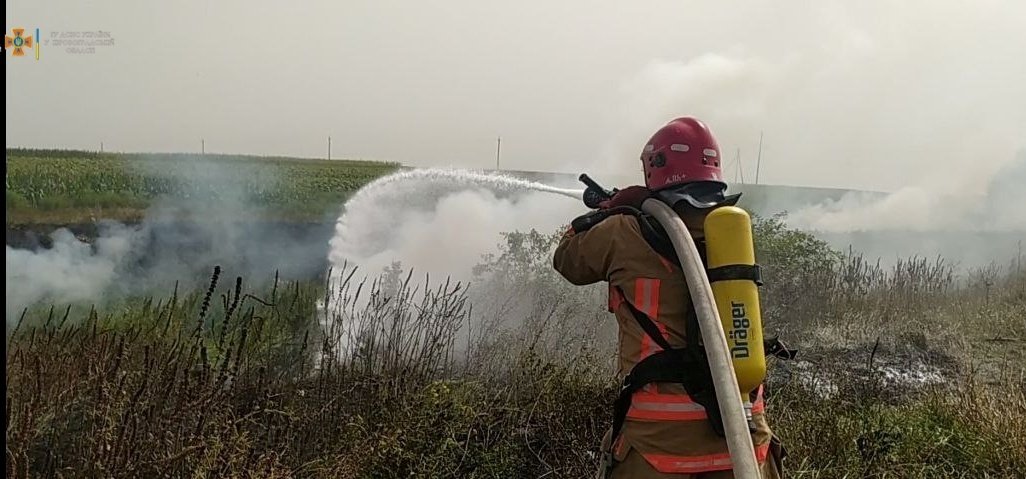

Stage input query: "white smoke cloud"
[
  {"left": 588, "top": 3, "right": 1024, "bottom": 264},
  {"left": 321, "top": 169, "right": 589, "bottom": 356},
  {"left": 353, "top": 190, "right": 569, "bottom": 279},
  {"left": 595, "top": 2, "right": 1025, "bottom": 198},
  {"left": 785, "top": 188, "right": 973, "bottom": 232},
  {"left": 787, "top": 152, "right": 1026, "bottom": 233},
  {"left": 328, "top": 169, "right": 583, "bottom": 282},
  {"left": 6, "top": 228, "right": 129, "bottom": 315},
  {"left": 5, "top": 157, "right": 334, "bottom": 322}
]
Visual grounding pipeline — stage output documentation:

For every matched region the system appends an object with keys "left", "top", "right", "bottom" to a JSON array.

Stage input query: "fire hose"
[
  {"left": 578, "top": 174, "right": 761, "bottom": 479},
  {"left": 641, "top": 198, "right": 760, "bottom": 479}
]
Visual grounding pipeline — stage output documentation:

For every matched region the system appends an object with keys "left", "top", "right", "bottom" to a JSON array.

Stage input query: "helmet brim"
[{"left": 653, "top": 182, "right": 741, "bottom": 210}]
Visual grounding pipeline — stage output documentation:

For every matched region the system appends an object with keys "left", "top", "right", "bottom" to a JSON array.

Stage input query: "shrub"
[{"left": 6, "top": 218, "right": 1025, "bottom": 478}]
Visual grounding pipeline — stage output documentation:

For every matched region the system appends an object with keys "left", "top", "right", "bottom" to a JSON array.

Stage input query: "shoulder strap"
[
  {"left": 618, "top": 286, "right": 672, "bottom": 351},
  {"left": 636, "top": 214, "right": 680, "bottom": 265}
]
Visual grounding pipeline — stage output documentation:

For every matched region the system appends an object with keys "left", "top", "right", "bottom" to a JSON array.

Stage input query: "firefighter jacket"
[{"left": 553, "top": 213, "right": 773, "bottom": 475}]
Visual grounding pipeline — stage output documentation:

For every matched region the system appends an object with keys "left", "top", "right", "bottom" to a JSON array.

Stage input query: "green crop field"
[{"left": 5, "top": 148, "right": 400, "bottom": 225}]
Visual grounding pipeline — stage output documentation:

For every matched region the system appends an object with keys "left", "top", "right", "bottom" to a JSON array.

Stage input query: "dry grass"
[{"left": 6, "top": 221, "right": 1026, "bottom": 478}]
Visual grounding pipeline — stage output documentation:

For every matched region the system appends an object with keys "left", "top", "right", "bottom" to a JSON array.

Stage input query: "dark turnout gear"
[{"left": 554, "top": 214, "right": 782, "bottom": 477}]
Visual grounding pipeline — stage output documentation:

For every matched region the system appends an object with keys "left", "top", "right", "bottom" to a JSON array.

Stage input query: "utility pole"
[
  {"left": 201, "top": 139, "right": 205, "bottom": 155},
  {"left": 1018, "top": 240, "right": 1022, "bottom": 275},
  {"left": 495, "top": 136, "right": 502, "bottom": 171},
  {"left": 730, "top": 149, "right": 737, "bottom": 182},
  {"left": 755, "top": 131, "right": 764, "bottom": 185},
  {"left": 328, "top": 136, "right": 332, "bottom": 160},
  {"left": 738, "top": 147, "right": 746, "bottom": 183},
  {"left": 100, "top": 142, "right": 104, "bottom": 153},
  {"left": 1019, "top": 240, "right": 1024, "bottom": 297}
]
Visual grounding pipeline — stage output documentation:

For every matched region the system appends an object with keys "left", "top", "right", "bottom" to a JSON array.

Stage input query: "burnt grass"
[{"left": 6, "top": 220, "right": 1026, "bottom": 478}]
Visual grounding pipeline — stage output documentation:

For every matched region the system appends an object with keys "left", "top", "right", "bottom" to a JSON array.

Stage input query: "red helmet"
[{"left": 641, "top": 117, "right": 739, "bottom": 209}]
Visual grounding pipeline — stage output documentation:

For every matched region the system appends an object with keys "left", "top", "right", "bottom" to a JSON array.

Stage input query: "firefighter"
[{"left": 553, "top": 117, "right": 784, "bottom": 478}]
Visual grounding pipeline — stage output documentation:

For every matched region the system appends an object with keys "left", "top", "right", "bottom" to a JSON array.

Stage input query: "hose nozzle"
[{"left": 579, "top": 174, "right": 617, "bottom": 209}]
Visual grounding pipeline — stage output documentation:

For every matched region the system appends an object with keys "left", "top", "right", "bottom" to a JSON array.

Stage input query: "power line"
[{"left": 755, "top": 131, "right": 764, "bottom": 185}]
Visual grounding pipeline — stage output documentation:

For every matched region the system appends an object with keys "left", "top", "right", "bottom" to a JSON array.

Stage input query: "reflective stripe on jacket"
[{"left": 554, "top": 214, "right": 773, "bottom": 474}]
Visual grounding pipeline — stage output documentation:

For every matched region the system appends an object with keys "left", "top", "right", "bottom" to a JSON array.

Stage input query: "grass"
[
  {"left": 5, "top": 148, "right": 400, "bottom": 225},
  {"left": 6, "top": 218, "right": 1026, "bottom": 478}
]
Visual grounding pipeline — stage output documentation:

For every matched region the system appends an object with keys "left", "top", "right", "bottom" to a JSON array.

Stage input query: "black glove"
[
  {"left": 599, "top": 185, "right": 651, "bottom": 209},
  {"left": 570, "top": 209, "right": 614, "bottom": 233}
]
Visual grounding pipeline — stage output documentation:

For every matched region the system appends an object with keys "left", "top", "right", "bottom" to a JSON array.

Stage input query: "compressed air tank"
[{"left": 704, "top": 206, "right": 766, "bottom": 405}]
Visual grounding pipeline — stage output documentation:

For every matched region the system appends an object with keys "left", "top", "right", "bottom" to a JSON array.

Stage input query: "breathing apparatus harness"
[{"left": 574, "top": 175, "right": 796, "bottom": 442}]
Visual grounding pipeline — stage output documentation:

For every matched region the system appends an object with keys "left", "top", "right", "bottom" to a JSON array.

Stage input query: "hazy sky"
[{"left": 6, "top": 0, "right": 1025, "bottom": 191}]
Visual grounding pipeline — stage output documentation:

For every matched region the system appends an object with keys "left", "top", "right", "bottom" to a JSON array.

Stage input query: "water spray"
[
  {"left": 324, "top": 167, "right": 586, "bottom": 351},
  {"left": 329, "top": 168, "right": 582, "bottom": 262},
  {"left": 354, "top": 168, "right": 581, "bottom": 201}
]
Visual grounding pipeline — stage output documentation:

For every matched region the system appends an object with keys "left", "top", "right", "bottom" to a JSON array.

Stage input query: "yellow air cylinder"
[{"left": 704, "top": 206, "right": 766, "bottom": 401}]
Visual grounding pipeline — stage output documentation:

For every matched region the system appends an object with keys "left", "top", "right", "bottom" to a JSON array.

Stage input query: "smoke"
[
  {"left": 980, "top": 152, "right": 1026, "bottom": 231},
  {"left": 10, "top": 2, "right": 1025, "bottom": 319},
  {"left": 318, "top": 169, "right": 590, "bottom": 356},
  {"left": 592, "top": 2, "right": 1025, "bottom": 266},
  {"left": 327, "top": 169, "right": 583, "bottom": 281},
  {"left": 786, "top": 152, "right": 1026, "bottom": 232},
  {"left": 773, "top": 152, "right": 1026, "bottom": 267},
  {"left": 7, "top": 227, "right": 133, "bottom": 314},
  {"left": 5, "top": 156, "right": 333, "bottom": 321},
  {"left": 598, "top": 2, "right": 1026, "bottom": 194}
]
